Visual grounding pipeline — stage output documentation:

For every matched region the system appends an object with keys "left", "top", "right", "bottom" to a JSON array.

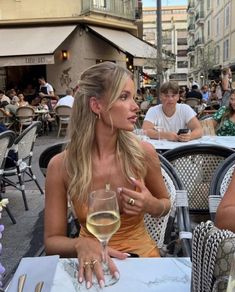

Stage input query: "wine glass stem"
[{"left": 101, "top": 240, "right": 109, "bottom": 273}]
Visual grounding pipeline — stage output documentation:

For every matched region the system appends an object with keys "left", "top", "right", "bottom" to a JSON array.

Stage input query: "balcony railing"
[
  {"left": 195, "top": 11, "right": 205, "bottom": 23},
  {"left": 188, "top": 24, "right": 195, "bottom": 31},
  {"left": 81, "top": 0, "right": 135, "bottom": 20},
  {"left": 195, "top": 37, "right": 204, "bottom": 46}
]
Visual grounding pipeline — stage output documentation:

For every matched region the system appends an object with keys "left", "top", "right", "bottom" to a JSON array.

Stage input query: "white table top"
[
  {"left": 52, "top": 257, "right": 191, "bottom": 292},
  {"left": 148, "top": 136, "right": 235, "bottom": 151},
  {"left": 7, "top": 256, "right": 191, "bottom": 292}
]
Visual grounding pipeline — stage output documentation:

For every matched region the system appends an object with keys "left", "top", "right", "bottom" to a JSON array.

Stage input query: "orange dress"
[{"left": 72, "top": 198, "right": 160, "bottom": 257}]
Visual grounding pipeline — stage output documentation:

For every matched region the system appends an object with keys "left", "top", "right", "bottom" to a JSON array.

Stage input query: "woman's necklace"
[{"left": 105, "top": 157, "right": 116, "bottom": 191}]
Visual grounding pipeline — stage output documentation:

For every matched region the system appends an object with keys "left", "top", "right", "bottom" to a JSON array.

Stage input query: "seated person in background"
[
  {"left": 44, "top": 62, "right": 170, "bottom": 288},
  {"left": 23, "top": 84, "right": 36, "bottom": 104},
  {"left": 55, "top": 88, "right": 74, "bottom": 108},
  {"left": 0, "top": 90, "right": 10, "bottom": 107},
  {"left": 7, "top": 88, "right": 19, "bottom": 105},
  {"left": 212, "top": 89, "right": 235, "bottom": 136},
  {"left": 215, "top": 169, "right": 235, "bottom": 232},
  {"left": 142, "top": 81, "right": 203, "bottom": 142},
  {"left": 186, "top": 84, "right": 203, "bottom": 101},
  {"left": 18, "top": 93, "right": 29, "bottom": 107},
  {"left": 201, "top": 85, "right": 210, "bottom": 104}
]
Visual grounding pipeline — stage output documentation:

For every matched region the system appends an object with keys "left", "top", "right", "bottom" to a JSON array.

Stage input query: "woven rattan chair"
[
  {"left": 192, "top": 220, "right": 235, "bottom": 292},
  {"left": 54, "top": 105, "right": 72, "bottom": 137},
  {"left": 0, "top": 130, "right": 16, "bottom": 223},
  {"left": 163, "top": 144, "right": 235, "bottom": 228},
  {"left": 15, "top": 106, "right": 35, "bottom": 134},
  {"left": 209, "top": 153, "right": 235, "bottom": 222},
  {"left": 185, "top": 97, "right": 201, "bottom": 109},
  {"left": 2, "top": 121, "right": 43, "bottom": 211},
  {"left": 144, "top": 154, "right": 191, "bottom": 257}
]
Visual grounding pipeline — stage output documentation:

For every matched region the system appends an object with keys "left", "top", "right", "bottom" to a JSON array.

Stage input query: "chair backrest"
[
  {"left": 13, "top": 121, "right": 41, "bottom": 161},
  {"left": 55, "top": 105, "right": 72, "bottom": 117},
  {"left": 16, "top": 106, "right": 35, "bottom": 118},
  {"left": 39, "top": 142, "right": 67, "bottom": 176},
  {"left": 200, "top": 119, "right": 216, "bottom": 136},
  {"left": 144, "top": 154, "right": 191, "bottom": 257},
  {"left": 209, "top": 152, "right": 235, "bottom": 221},
  {"left": 0, "top": 130, "right": 15, "bottom": 169},
  {"left": 192, "top": 220, "right": 235, "bottom": 292},
  {"left": 163, "top": 144, "right": 235, "bottom": 219},
  {"left": 185, "top": 97, "right": 201, "bottom": 108}
]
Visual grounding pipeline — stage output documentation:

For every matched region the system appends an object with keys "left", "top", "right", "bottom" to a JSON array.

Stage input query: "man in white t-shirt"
[
  {"left": 142, "top": 81, "right": 203, "bottom": 142},
  {"left": 55, "top": 88, "right": 74, "bottom": 108}
]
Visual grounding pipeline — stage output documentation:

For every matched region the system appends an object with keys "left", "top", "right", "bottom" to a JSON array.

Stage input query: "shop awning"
[
  {"left": 88, "top": 25, "right": 158, "bottom": 66},
  {"left": 0, "top": 25, "right": 76, "bottom": 66}
]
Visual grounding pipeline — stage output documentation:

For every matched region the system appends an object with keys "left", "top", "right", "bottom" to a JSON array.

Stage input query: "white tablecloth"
[
  {"left": 149, "top": 136, "right": 235, "bottom": 151},
  {"left": 7, "top": 256, "right": 191, "bottom": 292},
  {"left": 51, "top": 257, "right": 191, "bottom": 292}
]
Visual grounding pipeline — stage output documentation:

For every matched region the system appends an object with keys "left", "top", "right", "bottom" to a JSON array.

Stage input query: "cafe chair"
[
  {"left": 15, "top": 105, "right": 35, "bottom": 134},
  {"left": 2, "top": 121, "right": 43, "bottom": 211},
  {"left": 209, "top": 153, "right": 235, "bottom": 222},
  {"left": 144, "top": 154, "right": 192, "bottom": 257},
  {"left": 184, "top": 97, "right": 201, "bottom": 109},
  {"left": 39, "top": 141, "right": 79, "bottom": 237},
  {"left": 163, "top": 144, "right": 235, "bottom": 229},
  {"left": 191, "top": 220, "right": 235, "bottom": 292},
  {"left": 0, "top": 130, "right": 16, "bottom": 223},
  {"left": 54, "top": 105, "right": 72, "bottom": 137},
  {"left": 200, "top": 119, "right": 216, "bottom": 136}
]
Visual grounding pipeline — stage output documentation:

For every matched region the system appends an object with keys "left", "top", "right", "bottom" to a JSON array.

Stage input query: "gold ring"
[
  {"left": 128, "top": 198, "right": 135, "bottom": 206},
  {"left": 91, "top": 259, "right": 98, "bottom": 268},
  {"left": 83, "top": 261, "right": 91, "bottom": 269}
]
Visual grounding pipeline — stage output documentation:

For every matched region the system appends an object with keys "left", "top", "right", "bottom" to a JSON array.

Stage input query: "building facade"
[
  {"left": 143, "top": 5, "right": 188, "bottom": 87},
  {"left": 187, "top": 0, "right": 235, "bottom": 86},
  {"left": 0, "top": 0, "right": 157, "bottom": 94}
]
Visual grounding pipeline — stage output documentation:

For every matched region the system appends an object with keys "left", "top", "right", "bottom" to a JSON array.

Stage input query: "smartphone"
[
  {"left": 127, "top": 252, "right": 139, "bottom": 258},
  {"left": 177, "top": 128, "right": 189, "bottom": 135}
]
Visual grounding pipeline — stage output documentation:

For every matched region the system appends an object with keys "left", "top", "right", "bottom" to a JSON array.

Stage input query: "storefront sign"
[{"left": 0, "top": 54, "right": 55, "bottom": 67}]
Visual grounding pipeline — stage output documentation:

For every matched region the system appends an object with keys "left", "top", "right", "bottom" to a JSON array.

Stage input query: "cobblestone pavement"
[{"left": 1, "top": 130, "right": 67, "bottom": 288}]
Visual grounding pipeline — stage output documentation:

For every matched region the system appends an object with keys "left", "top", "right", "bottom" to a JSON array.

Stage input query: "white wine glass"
[
  {"left": 86, "top": 189, "right": 121, "bottom": 286},
  {"left": 154, "top": 119, "right": 164, "bottom": 144}
]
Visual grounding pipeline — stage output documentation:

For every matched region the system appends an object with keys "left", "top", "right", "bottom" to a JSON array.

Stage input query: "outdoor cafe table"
[
  {"left": 7, "top": 255, "right": 191, "bottom": 292},
  {"left": 149, "top": 135, "right": 235, "bottom": 151}
]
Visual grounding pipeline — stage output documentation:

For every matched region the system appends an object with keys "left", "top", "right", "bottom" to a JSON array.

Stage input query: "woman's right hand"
[{"left": 75, "top": 237, "right": 128, "bottom": 289}]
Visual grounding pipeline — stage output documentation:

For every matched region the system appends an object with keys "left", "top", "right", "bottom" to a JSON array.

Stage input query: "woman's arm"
[
  {"left": 215, "top": 170, "right": 235, "bottom": 232},
  {"left": 44, "top": 152, "right": 81, "bottom": 256}
]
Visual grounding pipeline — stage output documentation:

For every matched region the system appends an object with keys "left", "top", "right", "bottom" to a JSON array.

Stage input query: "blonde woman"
[{"left": 44, "top": 62, "right": 170, "bottom": 288}]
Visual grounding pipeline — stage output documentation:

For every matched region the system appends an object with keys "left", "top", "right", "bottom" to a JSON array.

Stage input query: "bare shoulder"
[
  {"left": 141, "top": 141, "right": 159, "bottom": 159},
  {"left": 47, "top": 151, "right": 67, "bottom": 179}
]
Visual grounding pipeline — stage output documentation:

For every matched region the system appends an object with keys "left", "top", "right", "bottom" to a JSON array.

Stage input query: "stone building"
[{"left": 0, "top": 0, "right": 159, "bottom": 94}]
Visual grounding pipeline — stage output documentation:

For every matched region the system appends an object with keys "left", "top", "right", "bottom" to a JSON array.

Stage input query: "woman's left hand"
[{"left": 118, "top": 177, "right": 152, "bottom": 215}]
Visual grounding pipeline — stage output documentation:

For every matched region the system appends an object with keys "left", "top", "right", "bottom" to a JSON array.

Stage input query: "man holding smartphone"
[{"left": 142, "top": 81, "right": 203, "bottom": 142}]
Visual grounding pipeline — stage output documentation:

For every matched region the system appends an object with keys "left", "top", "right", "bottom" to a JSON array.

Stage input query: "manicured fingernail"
[
  {"left": 78, "top": 277, "right": 83, "bottom": 283},
  {"left": 117, "top": 187, "right": 122, "bottom": 193},
  {"left": 123, "top": 252, "right": 131, "bottom": 257},
  {"left": 129, "top": 177, "right": 136, "bottom": 182},
  {"left": 99, "top": 279, "right": 105, "bottom": 288},
  {"left": 114, "top": 271, "right": 120, "bottom": 280},
  {"left": 86, "top": 281, "right": 91, "bottom": 289}
]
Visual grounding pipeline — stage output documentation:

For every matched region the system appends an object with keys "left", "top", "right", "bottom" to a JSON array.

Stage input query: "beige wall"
[
  {"left": 47, "top": 27, "right": 126, "bottom": 95},
  {"left": 0, "top": 0, "right": 81, "bottom": 20}
]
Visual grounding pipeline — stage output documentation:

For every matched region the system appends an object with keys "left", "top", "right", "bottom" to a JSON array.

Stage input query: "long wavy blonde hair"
[{"left": 66, "top": 62, "right": 147, "bottom": 202}]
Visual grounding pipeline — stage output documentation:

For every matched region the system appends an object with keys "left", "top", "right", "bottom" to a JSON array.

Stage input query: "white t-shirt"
[
  {"left": 56, "top": 95, "right": 74, "bottom": 108},
  {"left": 144, "top": 103, "right": 196, "bottom": 133}
]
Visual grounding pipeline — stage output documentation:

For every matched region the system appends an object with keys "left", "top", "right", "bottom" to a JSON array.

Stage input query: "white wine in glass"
[{"left": 86, "top": 189, "right": 120, "bottom": 286}]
